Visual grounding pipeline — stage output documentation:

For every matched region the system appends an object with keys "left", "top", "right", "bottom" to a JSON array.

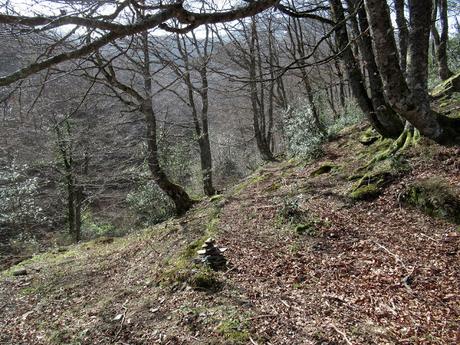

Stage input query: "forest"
[{"left": 0, "top": 0, "right": 459, "bottom": 344}]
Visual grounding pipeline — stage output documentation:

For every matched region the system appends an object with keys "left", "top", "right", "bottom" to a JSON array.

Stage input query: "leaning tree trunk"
[
  {"left": 364, "top": 0, "right": 459, "bottom": 143},
  {"left": 141, "top": 32, "right": 192, "bottom": 215},
  {"left": 142, "top": 101, "right": 193, "bottom": 215}
]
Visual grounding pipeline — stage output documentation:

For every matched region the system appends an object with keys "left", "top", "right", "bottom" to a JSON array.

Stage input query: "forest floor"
[{"left": 0, "top": 122, "right": 459, "bottom": 344}]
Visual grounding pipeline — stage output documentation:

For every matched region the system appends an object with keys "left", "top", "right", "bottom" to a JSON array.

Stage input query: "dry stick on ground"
[
  {"left": 372, "top": 241, "right": 407, "bottom": 269},
  {"left": 113, "top": 300, "right": 129, "bottom": 342},
  {"left": 371, "top": 241, "right": 415, "bottom": 293},
  {"left": 249, "top": 336, "right": 259, "bottom": 345},
  {"left": 330, "top": 322, "right": 353, "bottom": 345}
]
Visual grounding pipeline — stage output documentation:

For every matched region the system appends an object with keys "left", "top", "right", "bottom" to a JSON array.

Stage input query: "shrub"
[
  {"left": 283, "top": 103, "right": 326, "bottom": 160},
  {"left": 126, "top": 179, "right": 174, "bottom": 227},
  {"left": 327, "top": 100, "right": 365, "bottom": 138},
  {"left": 0, "top": 160, "right": 49, "bottom": 230}
]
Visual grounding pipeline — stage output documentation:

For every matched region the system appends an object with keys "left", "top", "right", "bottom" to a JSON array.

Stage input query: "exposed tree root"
[{"left": 364, "top": 126, "right": 419, "bottom": 169}]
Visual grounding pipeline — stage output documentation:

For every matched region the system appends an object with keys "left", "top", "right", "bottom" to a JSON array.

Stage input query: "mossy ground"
[{"left": 401, "top": 177, "right": 460, "bottom": 224}]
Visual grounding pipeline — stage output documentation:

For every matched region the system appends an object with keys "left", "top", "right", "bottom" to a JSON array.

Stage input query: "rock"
[
  {"left": 400, "top": 178, "right": 460, "bottom": 224},
  {"left": 195, "top": 239, "right": 227, "bottom": 270},
  {"left": 350, "top": 184, "right": 381, "bottom": 200},
  {"left": 204, "top": 238, "right": 215, "bottom": 245},
  {"left": 113, "top": 313, "right": 124, "bottom": 321},
  {"left": 12, "top": 268, "right": 27, "bottom": 276}
]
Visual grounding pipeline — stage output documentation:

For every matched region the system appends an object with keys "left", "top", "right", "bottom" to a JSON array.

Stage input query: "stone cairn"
[{"left": 195, "top": 238, "right": 227, "bottom": 270}]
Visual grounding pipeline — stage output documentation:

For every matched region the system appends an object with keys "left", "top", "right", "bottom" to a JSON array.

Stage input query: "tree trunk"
[
  {"left": 394, "top": 0, "right": 409, "bottom": 75},
  {"left": 432, "top": 0, "right": 453, "bottom": 80},
  {"left": 330, "top": 0, "right": 402, "bottom": 137},
  {"left": 249, "top": 18, "right": 275, "bottom": 161},
  {"left": 66, "top": 176, "right": 75, "bottom": 240},
  {"left": 74, "top": 185, "right": 83, "bottom": 242},
  {"left": 142, "top": 101, "right": 193, "bottom": 215},
  {"left": 364, "top": 0, "right": 459, "bottom": 142},
  {"left": 348, "top": 0, "right": 404, "bottom": 137},
  {"left": 335, "top": 61, "right": 346, "bottom": 109},
  {"left": 141, "top": 32, "right": 192, "bottom": 215},
  {"left": 286, "top": 16, "right": 326, "bottom": 135},
  {"left": 198, "top": 65, "right": 216, "bottom": 196}
]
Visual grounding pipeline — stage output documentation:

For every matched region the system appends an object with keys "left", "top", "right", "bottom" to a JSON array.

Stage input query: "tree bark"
[
  {"left": 364, "top": 0, "right": 459, "bottom": 142},
  {"left": 348, "top": 0, "right": 404, "bottom": 136},
  {"left": 286, "top": 16, "right": 326, "bottom": 135},
  {"left": 142, "top": 100, "right": 193, "bottom": 215},
  {"left": 249, "top": 17, "right": 276, "bottom": 161},
  {"left": 431, "top": 0, "right": 453, "bottom": 80},
  {"left": 330, "top": 0, "right": 403, "bottom": 137},
  {"left": 141, "top": 32, "right": 192, "bottom": 215},
  {"left": 198, "top": 67, "right": 216, "bottom": 196},
  {"left": 394, "top": 0, "right": 409, "bottom": 75},
  {"left": 74, "top": 186, "right": 83, "bottom": 242}
]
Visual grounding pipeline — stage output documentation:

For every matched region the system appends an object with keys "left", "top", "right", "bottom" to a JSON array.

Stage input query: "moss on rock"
[
  {"left": 401, "top": 178, "right": 460, "bottom": 224},
  {"left": 310, "top": 162, "right": 340, "bottom": 177},
  {"left": 349, "top": 157, "right": 410, "bottom": 200},
  {"left": 350, "top": 184, "right": 381, "bottom": 200},
  {"left": 359, "top": 128, "right": 380, "bottom": 146}
]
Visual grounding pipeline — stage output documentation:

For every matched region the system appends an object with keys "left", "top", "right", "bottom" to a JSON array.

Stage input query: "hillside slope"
[{"left": 1, "top": 125, "right": 459, "bottom": 345}]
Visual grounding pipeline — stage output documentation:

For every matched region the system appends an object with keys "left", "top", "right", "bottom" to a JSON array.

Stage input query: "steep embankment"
[{"left": 0, "top": 124, "right": 459, "bottom": 345}]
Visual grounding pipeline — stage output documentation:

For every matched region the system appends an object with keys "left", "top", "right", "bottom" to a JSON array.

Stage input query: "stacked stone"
[{"left": 196, "top": 238, "right": 227, "bottom": 270}]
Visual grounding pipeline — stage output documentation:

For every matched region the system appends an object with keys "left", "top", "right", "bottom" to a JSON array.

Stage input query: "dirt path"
[{"left": 218, "top": 145, "right": 459, "bottom": 344}]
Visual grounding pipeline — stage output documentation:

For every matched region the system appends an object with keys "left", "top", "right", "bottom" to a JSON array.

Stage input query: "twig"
[
  {"left": 113, "top": 300, "right": 129, "bottom": 342},
  {"left": 249, "top": 336, "right": 258, "bottom": 345},
  {"left": 247, "top": 314, "right": 276, "bottom": 321},
  {"left": 330, "top": 323, "right": 353, "bottom": 345},
  {"left": 223, "top": 266, "right": 237, "bottom": 276},
  {"left": 372, "top": 241, "right": 407, "bottom": 269},
  {"left": 280, "top": 299, "right": 290, "bottom": 308},
  {"left": 372, "top": 241, "right": 416, "bottom": 293},
  {"left": 418, "top": 232, "right": 438, "bottom": 242}
]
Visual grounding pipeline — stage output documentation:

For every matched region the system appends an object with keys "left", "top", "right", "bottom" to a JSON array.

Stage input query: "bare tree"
[
  {"left": 151, "top": 25, "right": 217, "bottom": 196},
  {"left": 431, "top": 0, "right": 454, "bottom": 80}
]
